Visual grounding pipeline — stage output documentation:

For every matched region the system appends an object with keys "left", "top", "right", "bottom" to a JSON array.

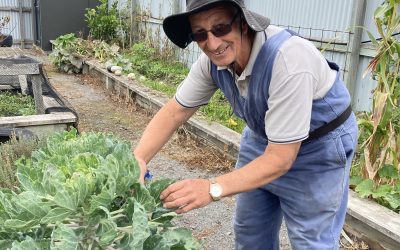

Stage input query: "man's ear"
[{"left": 242, "top": 20, "right": 249, "bottom": 34}]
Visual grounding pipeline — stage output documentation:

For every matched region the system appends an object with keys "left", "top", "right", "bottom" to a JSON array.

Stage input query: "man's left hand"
[{"left": 160, "top": 179, "right": 213, "bottom": 213}]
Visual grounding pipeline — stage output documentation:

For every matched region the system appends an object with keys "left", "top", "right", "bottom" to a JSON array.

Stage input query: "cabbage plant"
[{"left": 0, "top": 128, "right": 201, "bottom": 249}]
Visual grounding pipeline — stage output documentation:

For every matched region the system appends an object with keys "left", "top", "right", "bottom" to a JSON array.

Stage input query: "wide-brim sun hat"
[{"left": 163, "top": 0, "right": 270, "bottom": 48}]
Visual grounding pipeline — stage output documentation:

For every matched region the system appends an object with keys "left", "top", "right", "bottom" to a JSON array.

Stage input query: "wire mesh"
[{"left": 277, "top": 24, "right": 353, "bottom": 80}]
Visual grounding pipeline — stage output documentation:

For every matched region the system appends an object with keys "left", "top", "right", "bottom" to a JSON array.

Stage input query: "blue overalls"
[{"left": 211, "top": 30, "right": 358, "bottom": 250}]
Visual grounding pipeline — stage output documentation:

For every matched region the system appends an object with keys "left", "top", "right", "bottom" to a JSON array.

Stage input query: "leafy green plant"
[
  {"left": 50, "top": 34, "right": 120, "bottom": 73},
  {"left": 91, "top": 40, "right": 120, "bottom": 62},
  {"left": 0, "top": 128, "right": 201, "bottom": 249},
  {"left": 85, "top": 0, "right": 126, "bottom": 43},
  {"left": 49, "top": 33, "right": 86, "bottom": 74},
  {"left": 0, "top": 91, "right": 35, "bottom": 117},
  {"left": 351, "top": 0, "right": 400, "bottom": 212},
  {"left": 105, "top": 54, "right": 133, "bottom": 73}
]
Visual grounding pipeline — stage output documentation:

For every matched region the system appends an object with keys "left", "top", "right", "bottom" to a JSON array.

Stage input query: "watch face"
[{"left": 211, "top": 184, "right": 222, "bottom": 197}]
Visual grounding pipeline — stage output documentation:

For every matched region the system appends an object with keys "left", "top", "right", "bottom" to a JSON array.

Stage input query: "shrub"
[{"left": 85, "top": 0, "right": 126, "bottom": 43}]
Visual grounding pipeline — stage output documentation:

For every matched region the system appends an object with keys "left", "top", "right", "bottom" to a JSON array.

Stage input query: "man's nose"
[{"left": 205, "top": 31, "right": 221, "bottom": 49}]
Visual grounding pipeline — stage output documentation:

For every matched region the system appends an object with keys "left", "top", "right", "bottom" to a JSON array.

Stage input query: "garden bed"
[
  {"left": 0, "top": 51, "right": 77, "bottom": 140},
  {"left": 83, "top": 58, "right": 400, "bottom": 249}
]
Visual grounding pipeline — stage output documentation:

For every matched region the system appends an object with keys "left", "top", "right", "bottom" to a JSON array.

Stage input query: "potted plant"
[{"left": 0, "top": 16, "right": 13, "bottom": 47}]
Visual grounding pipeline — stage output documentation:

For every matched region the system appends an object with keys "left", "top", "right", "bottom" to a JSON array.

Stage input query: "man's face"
[{"left": 189, "top": 6, "right": 242, "bottom": 67}]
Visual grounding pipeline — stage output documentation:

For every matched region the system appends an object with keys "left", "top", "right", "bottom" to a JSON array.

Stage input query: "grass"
[
  {"left": 0, "top": 136, "right": 41, "bottom": 190},
  {"left": 125, "top": 42, "right": 246, "bottom": 133},
  {"left": 0, "top": 91, "right": 36, "bottom": 117}
]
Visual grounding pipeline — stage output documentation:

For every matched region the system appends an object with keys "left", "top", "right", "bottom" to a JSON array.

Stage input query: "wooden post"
[
  {"left": 32, "top": 75, "right": 45, "bottom": 114},
  {"left": 173, "top": 0, "right": 182, "bottom": 59},
  {"left": 18, "top": 75, "right": 28, "bottom": 95},
  {"left": 131, "top": 0, "right": 140, "bottom": 43},
  {"left": 18, "top": 0, "right": 25, "bottom": 48},
  {"left": 345, "top": 0, "right": 367, "bottom": 107}
]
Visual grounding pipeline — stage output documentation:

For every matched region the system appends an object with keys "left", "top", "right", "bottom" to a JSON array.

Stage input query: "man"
[{"left": 134, "top": 0, "right": 358, "bottom": 249}]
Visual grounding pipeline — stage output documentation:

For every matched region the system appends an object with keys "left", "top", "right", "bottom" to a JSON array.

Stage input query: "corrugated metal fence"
[
  {"left": 115, "top": 0, "right": 384, "bottom": 112},
  {"left": 0, "top": 0, "right": 385, "bottom": 111},
  {"left": 0, "top": 0, "right": 33, "bottom": 48}
]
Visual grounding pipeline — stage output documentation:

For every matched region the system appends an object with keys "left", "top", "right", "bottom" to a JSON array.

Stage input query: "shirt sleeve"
[
  {"left": 175, "top": 53, "right": 218, "bottom": 108},
  {"left": 265, "top": 42, "right": 319, "bottom": 144},
  {"left": 265, "top": 71, "right": 315, "bottom": 143}
]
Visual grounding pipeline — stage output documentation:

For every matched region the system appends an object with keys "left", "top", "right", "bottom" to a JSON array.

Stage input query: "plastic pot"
[{"left": 0, "top": 34, "right": 13, "bottom": 47}]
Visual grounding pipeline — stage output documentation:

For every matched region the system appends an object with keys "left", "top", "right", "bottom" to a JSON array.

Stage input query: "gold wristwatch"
[{"left": 209, "top": 178, "right": 223, "bottom": 201}]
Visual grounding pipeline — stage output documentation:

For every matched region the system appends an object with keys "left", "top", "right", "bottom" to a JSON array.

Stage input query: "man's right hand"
[
  {"left": 136, "top": 157, "right": 148, "bottom": 183},
  {"left": 132, "top": 99, "right": 198, "bottom": 184}
]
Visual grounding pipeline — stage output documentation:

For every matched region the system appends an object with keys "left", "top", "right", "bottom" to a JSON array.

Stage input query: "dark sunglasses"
[{"left": 190, "top": 12, "right": 240, "bottom": 42}]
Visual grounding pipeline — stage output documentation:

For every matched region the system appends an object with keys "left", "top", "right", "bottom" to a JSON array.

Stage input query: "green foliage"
[
  {"left": 85, "top": 0, "right": 126, "bottom": 43},
  {"left": 199, "top": 90, "right": 246, "bottom": 132},
  {"left": 128, "top": 43, "right": 189, "bottom": 85},
  {"left": 50, "top": 33, "right": 120, "bottom": 73},
  {"left": 0, "top": 91, "right": 35, "bottom": 117},
  {"left": 49, "top": 33, "right": 85, "bottom": 74},
  {"left": 0, "top": 128, "right": 201, "bottom": 249},
  {"left": 105, "top": 55, "right": 133, "bottom": 73},
  {"left": 92, "top": 40, "right": 120, "bottom": 63},
  {"left": 351, "top": 0, "right": 400, "bottom": 212},
  {"left": 351, "top": 176, "right": 400, "bottom": 212},
  {"left": 0, "top": 136, "right": 40, "bottom": 190}
]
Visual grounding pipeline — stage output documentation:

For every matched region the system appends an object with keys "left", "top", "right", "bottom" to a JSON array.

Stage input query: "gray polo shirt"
[{"left": 175, "top": 25, "right": 337, "bottom": 144}]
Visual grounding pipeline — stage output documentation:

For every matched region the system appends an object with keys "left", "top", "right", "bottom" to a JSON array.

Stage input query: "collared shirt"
[{"left": 175, "top": 25, "right": 337, "bottom": 143}]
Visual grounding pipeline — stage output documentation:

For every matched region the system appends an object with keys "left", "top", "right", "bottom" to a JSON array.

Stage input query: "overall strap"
[
  {"left": 248, "top": 30, "right": 294, "bottom": 98},
  {"left": 306, "top": 105, "right": 352, "bottom": 141},
  {"left": 243, "top": 29, "right": 295, "bottom": 139}
]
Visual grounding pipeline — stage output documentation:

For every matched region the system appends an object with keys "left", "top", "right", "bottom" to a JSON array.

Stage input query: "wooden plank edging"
[{"left": 0, "top": 113, "right": 76, "bottom": 127}]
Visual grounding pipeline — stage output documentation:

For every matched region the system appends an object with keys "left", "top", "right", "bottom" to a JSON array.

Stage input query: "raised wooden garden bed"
[{"left": 0, "top": 50, "right": 77, "bottom": 140}]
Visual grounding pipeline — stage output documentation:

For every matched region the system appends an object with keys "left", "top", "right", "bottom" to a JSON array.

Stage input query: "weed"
[{"left": 0, "top": 136, "right": 41, "bottom": 190}]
